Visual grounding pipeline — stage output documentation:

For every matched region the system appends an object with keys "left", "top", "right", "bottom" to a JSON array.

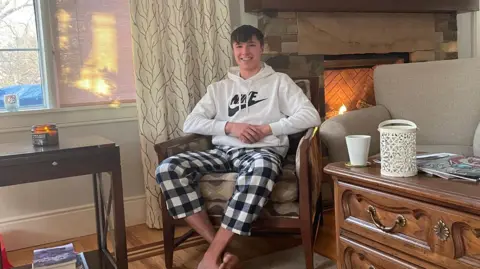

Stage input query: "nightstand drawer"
[
  {"left": 339, "top": 236, "right": 431, "bottom": 269},
  {"left": 337, "top": 181, "right": 480, "bottom": 269}
]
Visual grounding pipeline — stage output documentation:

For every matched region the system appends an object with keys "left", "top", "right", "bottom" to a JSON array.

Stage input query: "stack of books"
[{"left": 32, "top": 243, "right": 88, "bottom": 269}]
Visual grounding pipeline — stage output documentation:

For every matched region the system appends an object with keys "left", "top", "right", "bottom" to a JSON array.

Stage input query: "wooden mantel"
[{"left": 244, "top": 0, "right": 479, "bottom": 13}]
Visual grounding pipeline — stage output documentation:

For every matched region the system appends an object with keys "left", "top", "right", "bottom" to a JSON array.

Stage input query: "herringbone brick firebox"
[{"left": 324, "top": 67, "right": 374, "bottom": 118}]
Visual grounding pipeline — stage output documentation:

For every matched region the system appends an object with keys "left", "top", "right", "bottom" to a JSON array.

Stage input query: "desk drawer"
[
  {"left": 337, "top": 181, "right": 480, "bottom": 269},
  {"left": 0, "top": 149, "right": 118, "bottom": 186},
  {"left": 339, "top": 236, "right": 428, "bottom": 269}
]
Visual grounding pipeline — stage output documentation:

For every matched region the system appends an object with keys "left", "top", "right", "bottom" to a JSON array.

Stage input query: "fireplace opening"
[{"left": 323, "top": 53, "right": 410, "bottom": 119}]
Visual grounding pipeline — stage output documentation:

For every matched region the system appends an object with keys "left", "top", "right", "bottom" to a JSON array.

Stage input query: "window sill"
[
  {"left": 0, "top": 103, "right": 138, "bottom": 133},
  {"left": 0, "top": 102, "right": 137, "bottom": 117}
]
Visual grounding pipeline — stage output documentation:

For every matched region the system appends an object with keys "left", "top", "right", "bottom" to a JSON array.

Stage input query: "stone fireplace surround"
[{"left": 255, "top": 11, "right": 458, "bottom": 119}]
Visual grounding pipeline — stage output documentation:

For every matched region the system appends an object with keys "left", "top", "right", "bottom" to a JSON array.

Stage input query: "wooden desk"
[
  {"left": 324, "top": 161, "right": 480, "bottom": 269},
  {"left": 0, "top": 136, "right": 128, "bottom": 269}
]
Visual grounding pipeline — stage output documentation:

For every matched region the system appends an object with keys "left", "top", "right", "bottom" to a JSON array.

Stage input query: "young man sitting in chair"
[{"left": 156, "top": 25, "right": 321, "bottom": 269}]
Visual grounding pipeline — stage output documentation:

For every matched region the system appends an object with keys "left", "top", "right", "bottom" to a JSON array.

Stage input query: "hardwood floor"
[
  {"left": 314, "top": 210, "right": 336, "bottom": 261},
  {"left": 7, "top": 211, "right": 336, "bottom": 269}
]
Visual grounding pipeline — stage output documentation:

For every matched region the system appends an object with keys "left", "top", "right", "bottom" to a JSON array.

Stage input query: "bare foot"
[
  {"left": 219, "top": 252, "right": 240, "bottom": 269},
  {"left": 197, "top": 254, "right": 220, "bottom": 269}
]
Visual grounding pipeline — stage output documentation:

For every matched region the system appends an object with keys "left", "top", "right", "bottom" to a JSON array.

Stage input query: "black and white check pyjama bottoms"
[{"left": 155, "top": 146, "right": 283, "bottom": 236}]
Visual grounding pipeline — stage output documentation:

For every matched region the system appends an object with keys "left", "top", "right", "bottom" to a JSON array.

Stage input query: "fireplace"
[
  {"left": 256, "top": 5, "right": 460, "bottom": 120},
  {"left": 248, "top": 0, "right": 476, "bottom": 209},
  {"left": 323, "top": 53, "right": 409, "bottom": 118}
]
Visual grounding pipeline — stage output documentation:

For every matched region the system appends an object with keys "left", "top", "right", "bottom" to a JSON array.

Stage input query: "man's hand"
[{"left": 225, "top": 123, "right": 272, "bottom": 144}]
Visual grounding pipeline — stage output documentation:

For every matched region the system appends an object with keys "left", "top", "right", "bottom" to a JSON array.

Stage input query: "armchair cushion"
[
  {"left": 417, "top": 145, "right": 473, "bottom": 156},
  {"left": 197, "top": 154, "right": 300, "bottom": 219},
  {"left": 199, "top": 154, "right": 298, "bottom": 204},
  {"left": 206, "top": 200, "right": 299, "bottom": 219},
  {"left": 319, "top": 105, "right": 391, "bottom": 162}
]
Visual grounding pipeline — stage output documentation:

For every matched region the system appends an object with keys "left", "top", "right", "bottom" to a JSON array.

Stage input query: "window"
[
  {"left": 0, "top": 0, "right": 47, "bottom": 111},
  {"left": 0, "top": 0, "right": 136, "bottom": 113}
]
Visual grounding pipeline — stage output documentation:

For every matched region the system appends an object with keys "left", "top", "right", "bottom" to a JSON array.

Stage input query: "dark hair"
[{"left": 230, "top": 25, "right": 264, "bottom": 47}]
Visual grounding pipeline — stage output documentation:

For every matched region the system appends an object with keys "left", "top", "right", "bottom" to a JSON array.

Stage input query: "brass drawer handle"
[{"left": 367, "top": 205, "right": 406, "bottom": 233}]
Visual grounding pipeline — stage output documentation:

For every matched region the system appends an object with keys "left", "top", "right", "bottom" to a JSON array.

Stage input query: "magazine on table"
[
  {"left": 374, "top": 153, "right": 480, "bottom": 182},
  {"left": 416, "top": 154, "right": 480, "bottom": 182}
]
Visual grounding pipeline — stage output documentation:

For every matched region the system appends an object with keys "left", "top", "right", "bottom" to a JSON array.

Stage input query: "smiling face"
[{"left": 232, "top": 36, "right": 263, "bottom": 74}]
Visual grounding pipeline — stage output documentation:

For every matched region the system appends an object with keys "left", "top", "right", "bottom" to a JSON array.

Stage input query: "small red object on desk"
[{"left": 0, "top": 234, "right": 12, "bottom": 269}]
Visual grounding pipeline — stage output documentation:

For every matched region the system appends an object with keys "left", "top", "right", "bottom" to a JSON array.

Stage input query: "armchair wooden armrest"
[
  {"left": 154, "top": 134, "right": 213, "bottom": 163},
  {"left": 295, "top": 127, "right": 323, "bottom": 240}
]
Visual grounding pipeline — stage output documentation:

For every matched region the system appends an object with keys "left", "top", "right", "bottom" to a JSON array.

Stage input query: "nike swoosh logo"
[{"left": 228, "top": 98, "right": 267, "bottom": 117}]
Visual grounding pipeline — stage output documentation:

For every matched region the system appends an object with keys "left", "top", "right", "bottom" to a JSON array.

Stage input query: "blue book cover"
[{"left": 33, "top": 243, "right": 77, "bottom": 268}]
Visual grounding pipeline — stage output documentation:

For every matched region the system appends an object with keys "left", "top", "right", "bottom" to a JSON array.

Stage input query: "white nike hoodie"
[{"left": 183, "top": 63, "right": 321, "bottom": 157}]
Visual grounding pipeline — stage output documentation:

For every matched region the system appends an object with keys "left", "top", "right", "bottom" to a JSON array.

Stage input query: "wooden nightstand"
[{"left": 324, "top": 161, "right": 480, "bottom": 269}]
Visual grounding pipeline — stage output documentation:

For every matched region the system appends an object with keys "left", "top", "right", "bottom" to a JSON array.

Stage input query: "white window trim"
[{"left": 35, "top": 0, "right": 58, "bottom": 108}]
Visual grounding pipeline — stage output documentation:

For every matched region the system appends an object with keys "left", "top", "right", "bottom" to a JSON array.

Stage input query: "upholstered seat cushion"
[
  {"left": 199, "top": 155, "right": 298, "bottom": 203},
  {"left": 206, "top": 200, "right": 299, "bottom": 219}
]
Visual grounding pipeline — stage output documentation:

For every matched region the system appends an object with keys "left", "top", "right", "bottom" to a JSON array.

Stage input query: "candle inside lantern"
[{"left": 31, "top": 124, "right": 59, "bottom": 146}]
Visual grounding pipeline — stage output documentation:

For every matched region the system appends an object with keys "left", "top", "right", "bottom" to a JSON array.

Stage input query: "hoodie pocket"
[{"left": 262, "top": 135, "right": 282, "bottom": 146}]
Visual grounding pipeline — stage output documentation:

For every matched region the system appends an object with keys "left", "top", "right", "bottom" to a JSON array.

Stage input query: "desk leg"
[
  {"left": 93, "top": 173, "right": 106, "bottom": 250},
  {"left": 112, "top": 160, "right": 128, "bottom": 269}
]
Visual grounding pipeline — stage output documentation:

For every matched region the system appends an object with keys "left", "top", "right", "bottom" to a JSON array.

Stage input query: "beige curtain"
[{"left": 129, "top": 0, "right": 232, "bottom": 229}]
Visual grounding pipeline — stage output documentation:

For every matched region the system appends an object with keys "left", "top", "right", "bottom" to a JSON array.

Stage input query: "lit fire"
[{"left": 339, "top": 104, "right": 347, "bottom": 115}]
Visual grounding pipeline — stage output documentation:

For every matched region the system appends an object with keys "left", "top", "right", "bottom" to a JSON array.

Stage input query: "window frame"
[
  {"left": 34, "top": 0, "right": 58, "bottom": 109},
  {"left": 0, "top": 0, "right": 56, "bottom": 112}
]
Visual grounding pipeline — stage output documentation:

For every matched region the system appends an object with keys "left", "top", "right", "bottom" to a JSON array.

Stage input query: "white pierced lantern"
[{"left": 378, "top": 119, "right": 418, "bottom": 177}]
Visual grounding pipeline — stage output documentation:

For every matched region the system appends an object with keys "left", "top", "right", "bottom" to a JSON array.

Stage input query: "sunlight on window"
[
  {"left": 75, "top": 13, "right": 118, "bottom": 99},
  {"left": 56, "top": 9, "right": 71, "bottom": 50}
]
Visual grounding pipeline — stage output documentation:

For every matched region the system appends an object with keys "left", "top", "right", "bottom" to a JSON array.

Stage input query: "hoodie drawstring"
[{"left": 246, "top": 89, "right": 250, "bottom": 114}]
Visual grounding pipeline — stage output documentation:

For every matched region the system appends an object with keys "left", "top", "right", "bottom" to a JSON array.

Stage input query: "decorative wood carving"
[{"left": 434, "top": 220, "right": 450, "bottom": 241}]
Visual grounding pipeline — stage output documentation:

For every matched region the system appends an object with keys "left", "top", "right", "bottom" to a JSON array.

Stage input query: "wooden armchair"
[{"left": 153, "top": 77, "right": 325, "bottom": 269}]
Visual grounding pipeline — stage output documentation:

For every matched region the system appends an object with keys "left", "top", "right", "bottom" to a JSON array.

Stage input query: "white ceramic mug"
[{"left": 345, "top": 135, "right": 371, "bottom": 166}]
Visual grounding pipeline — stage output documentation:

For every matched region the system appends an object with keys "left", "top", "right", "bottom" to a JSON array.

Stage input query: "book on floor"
[{"left": 32, "top": 243, "right": 88, "bottom": 269}]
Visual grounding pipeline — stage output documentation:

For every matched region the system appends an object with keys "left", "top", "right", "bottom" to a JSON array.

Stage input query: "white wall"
[
  {"left": 229, "top": 0, "right": 258, "bottom": 29},
  {"left": 458, "top": 12, "right": 477, "bottom": 58},
  {"left": 0, "top": 104, "right": 145, "bottom": 250}
]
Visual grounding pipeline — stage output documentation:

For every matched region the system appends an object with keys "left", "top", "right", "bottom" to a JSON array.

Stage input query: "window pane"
[
  {"left": 55, "top": 0, "right": 136, "bottom": 107},
  {"left": 0, "top": 0, "right": 39, "bottom": 49},
  {"left": 0, "top": 50, "right": 45, "bottom": 110}
]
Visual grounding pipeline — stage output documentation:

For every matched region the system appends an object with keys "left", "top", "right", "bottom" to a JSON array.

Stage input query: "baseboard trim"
[{"left": 0, "top": 195, "right": 146, "bottom": 251}]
